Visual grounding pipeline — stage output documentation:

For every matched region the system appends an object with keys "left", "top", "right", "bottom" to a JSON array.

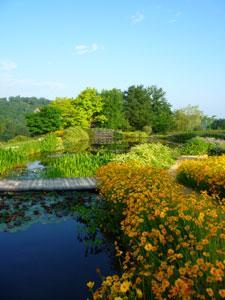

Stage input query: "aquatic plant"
[
  {"left": 43, "top": 152, "right": 114, "bottom": 178},
  {"left": 0, "top": 134, "right": 62, "bottom": 175}
]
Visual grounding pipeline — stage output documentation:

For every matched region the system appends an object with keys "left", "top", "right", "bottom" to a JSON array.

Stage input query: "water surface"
[{"left": 0, "top": 191, "right": 115, "bottom": 300}]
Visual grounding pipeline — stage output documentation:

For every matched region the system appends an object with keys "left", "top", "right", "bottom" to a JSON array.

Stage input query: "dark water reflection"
[{"left": 0, "top": 191, "right": 116, "bottom": 300}]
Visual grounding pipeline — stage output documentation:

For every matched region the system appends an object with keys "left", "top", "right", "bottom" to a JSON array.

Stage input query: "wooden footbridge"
[{"left": 0, "top": 177, "right": 96, "bottom": 192}]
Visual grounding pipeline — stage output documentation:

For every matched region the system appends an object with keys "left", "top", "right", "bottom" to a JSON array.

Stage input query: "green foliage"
[
  {"left": 0, "top": 134, "right": 63, "bottom": 176},
  {"left": 173, "top": 105, "right": 204, "bottom": 131},
  {"left": 39, "top": 134, "right": 63, "bottom": 153},
  {"left": 124, "top": 85, "right": 152, "bottom": 130},
  {"left": 0, "top": 148, "right": 28, "bottom": 176},
  {"left": 124, "top": 85, "right": 173, "bottom": 132},
  {"left": 100, "top": 89, "right": 126, "bottom": 129},
  {"left": 26, "top": 106, "right": 62, "bottom": 136},
  {"left": 72, "top": 88, "right": 105, "bottom": 127},
  {"left": 208, "top": 142, "right": 225, "bottom": 156},
  {"left": 113, "top": 143, "right": 176, "bottom": 168},
  {"left": 0, "top": 96, "right": 50, "bottom": 141},
  {"left": 8, "top": 135, "right": 31, "bottom": 143},
  {"left": 211, "top": 118, "right": 225, "bottom": 130},
  {"left": 166, "top": 130, "right": 225, "bottom": 143},
  {"left": 146, "top": 86, "right": 173, "bottom": 133},
  {"left": 49, "top": 98, "right": 77, "bottom": 128},
  {"left": 142, "top": 125, "right": 152, "bottom": 135},
  {"left": 62, "top": 127, "right": 89, "bottom": 152},
  {"left": 122, "top": 131, "right": 149, "bottom": 142},
  {"left": 43, "top": 152, "right": 113, "bottom": 178},
  {"left": 180, "top": 137, "right": 215, "bottom": 155}
]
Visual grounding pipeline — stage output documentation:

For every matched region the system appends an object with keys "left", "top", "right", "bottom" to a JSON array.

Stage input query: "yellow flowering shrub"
[
  {"left": 92, "top": 162, "right": 225, "bottom": 299},
  {"left": 177, "top": 155, "right": 225, "bottom": 198}
]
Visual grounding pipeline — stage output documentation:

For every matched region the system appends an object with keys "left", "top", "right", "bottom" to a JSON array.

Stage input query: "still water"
[{"left": 0, "top": 191, "right": 116, "bottom": 300}]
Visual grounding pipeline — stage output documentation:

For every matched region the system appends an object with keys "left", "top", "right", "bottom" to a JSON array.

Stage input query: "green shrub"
[
  {"left": 208, "top": 142, "right": 225, "bottom": 156},
  {"left": 142, "top": 125, "right": 152, "bottom": 135},
  {"left": 180, "top": 137, "right": 215, "bottom": 155},
  {"left": 40, "top": 134, "right": 63, "bottom": 153},
  {"left": 62, "top": 127, "right": 89, "bottom": 152},
  {"left": 166, "top": 130, "right": 225, "bottom": 143},
  {"left": 8, "top": 135, "right": 31, "bottom": 143},
  {"left": 122, "top": 131, "right": 149, "bottom": 143},
  {"left": 113, "top": 142, "right": 176, "bottom": 168}
]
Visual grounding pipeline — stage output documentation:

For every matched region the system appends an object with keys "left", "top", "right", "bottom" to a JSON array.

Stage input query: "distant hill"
[{"left": 0, "top": 96, "right": 50, "bottom": 141}]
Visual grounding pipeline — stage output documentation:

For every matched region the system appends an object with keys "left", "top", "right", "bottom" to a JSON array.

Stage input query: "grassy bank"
[{"left": 0, "top": 134, "right": 62, "bottom": 176}]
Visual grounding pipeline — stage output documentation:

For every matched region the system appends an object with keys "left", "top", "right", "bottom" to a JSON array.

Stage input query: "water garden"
[{"left": 0, "top": 127, "right": 225, "bottom": 299}]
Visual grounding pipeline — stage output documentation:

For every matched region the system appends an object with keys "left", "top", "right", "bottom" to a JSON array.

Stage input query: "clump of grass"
[
  {"left": 43, "top": 152, "right": 114, "bottom": 178},
  {"left": 0, "top": 134, "right": 63, "bottom": 176}
]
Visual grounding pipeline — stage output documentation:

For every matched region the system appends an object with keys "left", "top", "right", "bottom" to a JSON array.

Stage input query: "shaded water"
[{"left": 0, "top": 191, "right": 116, "bottom": 300}]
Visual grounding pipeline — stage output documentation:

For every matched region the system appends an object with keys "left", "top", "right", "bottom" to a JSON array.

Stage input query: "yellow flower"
[
  {"left": 144, "top": 243, "right": 154, "bottom": 251},
  {"left": 120, "top": 280, "right": 131, "bottom": 293},
  {"left": 136, "top": 288, "right": 143, "bottom": 299},
  {"left": 87, "top": 281, "right": 95, "bottom": 289}
]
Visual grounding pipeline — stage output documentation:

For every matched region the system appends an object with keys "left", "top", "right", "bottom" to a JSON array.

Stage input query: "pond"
[{"left": 0, "top": 191, "right": 116, "bottom": 300}]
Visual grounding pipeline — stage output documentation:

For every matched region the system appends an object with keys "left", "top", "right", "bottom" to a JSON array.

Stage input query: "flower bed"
[
  {"left": 90, "top": 162, "right": 225, "bottom": 299},
  {"left": 177, "top": 155, "right": 225, "bottom": 198}
]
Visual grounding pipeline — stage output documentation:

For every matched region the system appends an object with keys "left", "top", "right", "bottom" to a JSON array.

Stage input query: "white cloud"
[
  {"left": 168, "top": 19, "right": 177, "bottom": 24},
  {"left": 0, "top": 60, "right": 17, "bottom": 71},
  {"left": 131, "top": 11, "right": 144, "bottom": 24},
  {"left": 74, "top": 43, "right": 104, "bottom": 55},
  {"left": 0, "top": 73, "right": 65, "bottom": 97}
]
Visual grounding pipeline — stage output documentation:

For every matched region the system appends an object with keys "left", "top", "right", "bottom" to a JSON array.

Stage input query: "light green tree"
[
  {"left": 72, "top": 88, "right": 106, "bottom": 127},
  {"left": 174, "top": 105, "right": 204, "bottom": 131},
  {"left": 49, "top": 98, "right": 77, "bottom": 128}
]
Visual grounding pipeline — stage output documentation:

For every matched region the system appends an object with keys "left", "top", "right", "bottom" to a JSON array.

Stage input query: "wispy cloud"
[
  {"left": 168, "top": 19, "right": 177, "bottom": 24},
  {"left": 74, "top": 43, "right": 104, "bottom": 55},
  {"left": 168, "top": 11, "right": 182, "bottom": 24},
  {"left": 0, "top": 60, "right": 17, "bottom": 71},
  {"left": 175, "top": 11, "right": 182, "bottom": 17},
  {"left": 131, "top": 11, "right": 144, "bottom": 24},
  {"left": 0, "top": 73, "right": 65, "bottom": 94}
]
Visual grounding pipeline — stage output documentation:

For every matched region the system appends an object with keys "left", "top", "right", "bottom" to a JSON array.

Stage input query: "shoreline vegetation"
[{"left": 0, "top": 89, "right": 225, "bottom": 299}]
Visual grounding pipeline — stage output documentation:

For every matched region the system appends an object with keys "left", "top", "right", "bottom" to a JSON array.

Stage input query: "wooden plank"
[{"left": 0, "top": 177, "right": 96, "bottom": 192}]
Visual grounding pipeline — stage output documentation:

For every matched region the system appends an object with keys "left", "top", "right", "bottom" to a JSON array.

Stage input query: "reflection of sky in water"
[{"left": 0, "top": 191, "right": 116, "bottom": 300}]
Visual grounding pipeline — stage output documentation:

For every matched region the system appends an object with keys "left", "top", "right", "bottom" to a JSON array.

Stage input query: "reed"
[{"left": 43, "top": 152, "right": 114, "bottom": 178}]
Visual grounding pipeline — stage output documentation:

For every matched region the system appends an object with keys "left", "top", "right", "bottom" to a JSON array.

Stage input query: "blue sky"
[{"left": 0, "top": 0, "right": 224, "bottom": 117}]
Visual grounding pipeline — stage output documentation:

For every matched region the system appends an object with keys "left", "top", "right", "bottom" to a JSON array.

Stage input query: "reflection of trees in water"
[{"left": 0, "top": 191, "right": 115, "bottom": 258}]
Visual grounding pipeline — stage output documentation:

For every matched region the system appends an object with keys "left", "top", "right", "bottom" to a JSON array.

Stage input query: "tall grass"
[
  {"left": 43, "top": 152, "right": 114, "bottom": 178},
  {"left": 0, "top": 134, "right": 63, "bottom": 176}
]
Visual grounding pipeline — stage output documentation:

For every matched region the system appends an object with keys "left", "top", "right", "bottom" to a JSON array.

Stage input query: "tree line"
[
  {"left": 0, "top": 96, "right": 50, "bottom": 140},
  {"left": 0, "top": 87, "right": 224, "bottom": 140}
]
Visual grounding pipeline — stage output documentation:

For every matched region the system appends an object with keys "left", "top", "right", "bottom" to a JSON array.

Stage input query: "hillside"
[{"left": 0, "top": 96, "right": 50, "bottom": 141}]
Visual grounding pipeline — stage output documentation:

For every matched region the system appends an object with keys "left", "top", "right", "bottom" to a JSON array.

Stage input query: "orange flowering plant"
[
  {"left": 177, "top": 155, "right": 225, "bottom": 199},
  {"left": 91, "top": 162, "right": 225, "bottom": 299}
]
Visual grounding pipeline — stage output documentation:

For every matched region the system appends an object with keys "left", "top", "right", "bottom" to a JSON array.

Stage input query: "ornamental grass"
[
  {"left": 92, "top": 162, "right": 225, "bottom": 300},
  {"left": 177, "top": 155, "right": 225, "bottom": 199}
]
